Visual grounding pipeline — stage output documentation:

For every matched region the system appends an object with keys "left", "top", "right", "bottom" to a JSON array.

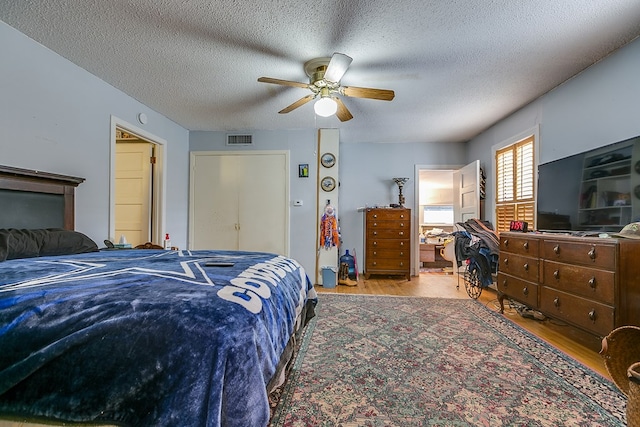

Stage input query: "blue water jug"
[{"left": 340, "top": 250, "right": 356, "bottom": 280}]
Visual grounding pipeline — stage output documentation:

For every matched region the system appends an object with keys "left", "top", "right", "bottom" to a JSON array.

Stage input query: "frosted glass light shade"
[{"left": 314, "top": 97, "right": 338, "bottom": 117}]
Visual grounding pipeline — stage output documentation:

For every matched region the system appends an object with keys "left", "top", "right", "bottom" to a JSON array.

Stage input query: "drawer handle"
[
  {"left": 399, "top": 231, "right": 404, "bottom": 236},
  {"left": 373, "top": 231, "right": 378, "bottom": 235},
  {"left": 399, "top": 262, "right": 404, "bottom": 266},
  {"left": 588, "top": 247, "right": 596, "bottom": 260},
  {"left": 553, "top": 245, "right": 560, "bottom": 255},
  {"left": 503, "top": 239, "right": 509, "bottom": 247},
  {"left": 373, "top": 251, "right": 377, "bottom": 255},
  {"left": 400, "top": 214, "right": 404, "bottom": 219},
  {"left": 553, "top": 297, "right": 560, "bottom": 307},
  {"left": 399, "top": 252, "right": 404, "bottom": 256},
  {"left": 588, "top": 309, "right": 597, "bottom": 322},
  {"left": 400, "top": 242, "right": 404, "bottom": 246},
  {"left": 373, "top": 214, "right": 378, "bottom": 218},
  {"left": 523, "top": 241, "right": 528, "bottom": 250},
  {"left": 373, "top": 222, "right": 378, "bottom": 227},
  {"left": 553, "top": 270, "right": 559, "bottom": 279},
  {"left": 373, "top": 242, "right": 377, "bottom": 246},
  {"left": 503, "top": 258, "right": 508, "bottom": 265},
  {"left": 522, "top": 286, "right": 529, "bottom": 296},
  {"left": 523, "top": 263, "right": 529, "bottom": 271},
  {"left": 400, "top": 223, "right": 405, "bottom": 227},
  {"left": 588, "top": 277, "right": 596, "bottom": 289},
  {"left": 502, "top": 279, "right": 508, "bottom": 288}
]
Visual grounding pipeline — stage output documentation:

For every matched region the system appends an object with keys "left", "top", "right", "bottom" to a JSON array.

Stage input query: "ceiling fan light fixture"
[
  {"left": 258, "top": 52, "right": 393, "bottom": 122},
  {"left": 314, "top": 96, "right": 337, "bottom": 117}
]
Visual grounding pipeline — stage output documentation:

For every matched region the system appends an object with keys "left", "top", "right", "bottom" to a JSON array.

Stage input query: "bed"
[{"left": 0, "top": 166, "right": 316, "bottom": 427}]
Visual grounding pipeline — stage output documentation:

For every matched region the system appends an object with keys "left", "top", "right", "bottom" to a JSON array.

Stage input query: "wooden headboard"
[{"left": 0, "top": 165, "right": 85, "bottom": 230}]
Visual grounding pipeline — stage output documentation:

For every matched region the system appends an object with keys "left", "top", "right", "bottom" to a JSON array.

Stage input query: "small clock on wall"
[
  {"left": 321, "top": 176, "right": 336, "bottom": 192},
  {"left": 320, "top": 152, "right": 336, "bottom": 168}
]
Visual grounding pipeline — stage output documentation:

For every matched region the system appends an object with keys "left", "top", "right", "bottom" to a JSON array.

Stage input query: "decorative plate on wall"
[
  {"left": 320, "top": 152, "right": 336, "bottom": 168},
  {"left": 321, "top": 176, "right": 336, "bottom": 192}
]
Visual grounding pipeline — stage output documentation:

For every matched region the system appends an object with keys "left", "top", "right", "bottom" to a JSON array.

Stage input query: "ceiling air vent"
[{"left": 226, "top": 134, "right": 253, "bottom": 146}]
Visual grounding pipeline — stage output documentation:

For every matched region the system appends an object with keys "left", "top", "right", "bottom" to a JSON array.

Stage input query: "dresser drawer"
[
  {"left": 366, "top": 258, "right": 410, "bottom": 270},
  {"left": 497, "top": 272, "right": 539, "bottom": 308},
  {"left": 542, "top": 260, "right": 615, "bottom": 304},
  {"left": 367, "top": 222, "right": 410, "bottom": 239},
  {"left": 367, "top": 239, "right": 410, "bottom": 251},
  {"left": 366, "top": 248, "right": 411, "bottom": 261},
  {"left": 366, "top": 209, "right": 410, "bottom": 221},
  {"left": 500, "top": 235, "right": 539, "bottom": 256},
  {"left": 499, "top": 253, "right": 539, "bottom": 282},
  {"left": 540, "top": 287, "right": 614, "bottom": 337},
  {"left": 542, "top": 240, "right": 616, "bottom": 269}
]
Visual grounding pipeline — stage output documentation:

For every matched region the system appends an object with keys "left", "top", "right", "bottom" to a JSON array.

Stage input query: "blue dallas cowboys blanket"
[{"left": 0, "top": 249, "right": 316, "bottom": 426}]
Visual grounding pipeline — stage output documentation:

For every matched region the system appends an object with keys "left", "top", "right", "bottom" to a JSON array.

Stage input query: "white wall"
[
  {"left": 0, "top": 21, "right": 190, "bottom": 248},
  {"left": 338, "top": 141, "right": 467, "bottom": 270},
  {"left": 467, "top": 36, "right": 640, "bottom": 227}
]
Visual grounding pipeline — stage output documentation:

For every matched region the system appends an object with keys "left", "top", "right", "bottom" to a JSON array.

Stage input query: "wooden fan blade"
[
  {"left": 335, "top": 98, "right": 353, "bottom": 122},
  {"left": 278, "top": 94, "right": 315, "bottom": 114},
  {"left": 342, "top": 86, "right": 395, "bottom": 101},
  {"left": 258, "top": 77, "right": 309, "bottom": 89},
  {"left": 324, "top": 53, "right": 353, "bottom": 83}
]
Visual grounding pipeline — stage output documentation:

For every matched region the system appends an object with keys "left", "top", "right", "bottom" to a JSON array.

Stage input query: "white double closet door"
[{"left": 189, "top": 151, "right": 289, "bottom": 255}]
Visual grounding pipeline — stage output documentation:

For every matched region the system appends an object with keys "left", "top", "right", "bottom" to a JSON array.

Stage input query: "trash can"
[{"left": 321, "top": 266, "right": 337, "bottom": 288}]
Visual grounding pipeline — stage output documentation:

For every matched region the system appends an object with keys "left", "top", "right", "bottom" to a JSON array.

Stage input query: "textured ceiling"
[{"left": 2, "top": 1, "right": 640, "bottom": 144}]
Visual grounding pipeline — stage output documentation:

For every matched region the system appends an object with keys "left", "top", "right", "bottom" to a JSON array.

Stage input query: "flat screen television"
[{"left": 536, "top": 135, "right": 640, "bottom": 233}]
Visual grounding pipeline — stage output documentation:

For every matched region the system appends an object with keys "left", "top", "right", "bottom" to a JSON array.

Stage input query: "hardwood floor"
[{"left": 315, "top": 271, "right": 611, "bottom": 379}]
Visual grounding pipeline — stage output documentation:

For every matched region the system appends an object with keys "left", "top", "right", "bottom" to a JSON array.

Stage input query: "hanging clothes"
[
  {"left": 452, "top": 219, "right": 500, "bottom": 287},
  {"left": 320, "top": 205, "right": 340, "bottom": 249}
]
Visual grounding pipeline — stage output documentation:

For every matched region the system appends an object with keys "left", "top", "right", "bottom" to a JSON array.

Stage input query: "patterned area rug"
[{"left": 270, "top": 294, "right": 626, "bottom": 426}]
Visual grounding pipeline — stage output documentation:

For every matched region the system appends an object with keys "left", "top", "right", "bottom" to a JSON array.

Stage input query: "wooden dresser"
[
  {"left": 364, "top": 208, "right": 411, "bottom": 280},
  {"left": 497, "top": 232, "right": 640, "bottom": 348}
]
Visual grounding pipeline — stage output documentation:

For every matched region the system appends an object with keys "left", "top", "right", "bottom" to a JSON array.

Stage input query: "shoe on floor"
[
  {"left": 532, "top": 311, "right": 546, "bottom": 320},
  {"left": 518, "top": 308, "right": 546, "bottom": 321},
  {"left": 520, "top": 309, "right": 535, "bottom": 319},
  {"left": 338, "top": 278, "right": 358, "bottom": 286}
]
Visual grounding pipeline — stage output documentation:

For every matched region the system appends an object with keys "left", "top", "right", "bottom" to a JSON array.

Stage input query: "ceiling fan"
[{"left": 258, "top": 52, "right": 395, "bottom": 122}]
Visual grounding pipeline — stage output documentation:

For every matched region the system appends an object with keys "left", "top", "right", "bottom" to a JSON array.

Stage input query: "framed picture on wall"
[{"left": 298, "top": 164, "right": 309, "bottom": 178}]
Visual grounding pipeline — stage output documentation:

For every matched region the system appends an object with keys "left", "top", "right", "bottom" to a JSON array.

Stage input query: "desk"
[{"left": 420, "top": 243, "right": 449, "bottom": 268}]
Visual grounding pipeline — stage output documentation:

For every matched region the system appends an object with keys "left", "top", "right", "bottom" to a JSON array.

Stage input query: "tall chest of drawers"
[
  {"left": 498, "top": 232, "right": 640, "bottom": 346},
  {"left": 364, "top": 208, "right": 411, "bottom": 280}
]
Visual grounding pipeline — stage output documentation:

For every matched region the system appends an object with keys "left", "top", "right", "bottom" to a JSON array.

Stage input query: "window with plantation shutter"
[{"left": 495, "top": 136, "right": 535, "bottom": 232}]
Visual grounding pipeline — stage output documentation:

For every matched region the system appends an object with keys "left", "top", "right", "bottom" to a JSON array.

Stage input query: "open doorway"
[
  {"left": 415, "top": 168, "right": 455, "bottom": 275},
  {"left": 109, "top": 116, "right": 166, "bottom": 247},
  {"left": 413, "top": 162, "right": 481, "bottom": 276},
  {"left": 114, "top": 134, "right": 153, "bottom": 246}
]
